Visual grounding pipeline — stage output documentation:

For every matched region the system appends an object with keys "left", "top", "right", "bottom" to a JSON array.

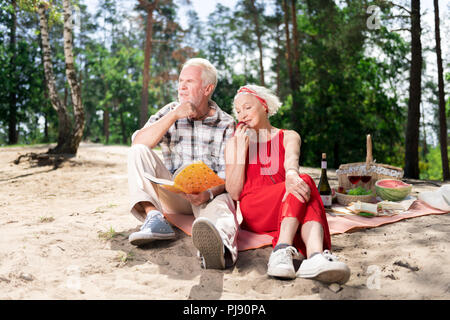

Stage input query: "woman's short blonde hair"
[
  {"left": 233, "top": 84, "right": 282, "bottom": 118},
  {"left": 182, "top": 58, "right": 218, "bottom": 92}
]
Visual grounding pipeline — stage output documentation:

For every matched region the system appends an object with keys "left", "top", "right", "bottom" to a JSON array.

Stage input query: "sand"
[{"left": 0, "top": 143, "right": 449, "bottom": 300}]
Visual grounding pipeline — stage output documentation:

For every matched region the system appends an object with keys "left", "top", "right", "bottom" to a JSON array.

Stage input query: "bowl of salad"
[{"left": 336, "top": 186, "right": 376, "bottom": 206}]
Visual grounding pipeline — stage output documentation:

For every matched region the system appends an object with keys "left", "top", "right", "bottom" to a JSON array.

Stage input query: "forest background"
[{"left": 0, "top": 0, "right": 449, "bottom": 181}]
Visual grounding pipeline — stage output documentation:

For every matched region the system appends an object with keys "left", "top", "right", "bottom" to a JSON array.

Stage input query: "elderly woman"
[{"left": 225, "top": 84, "right": 350, "bottom": 284}]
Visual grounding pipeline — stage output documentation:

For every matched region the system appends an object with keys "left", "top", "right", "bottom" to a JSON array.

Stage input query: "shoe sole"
[
  {"left": 267, "top": 268, "right": 296, "bottom": 279},
  {"left": 191, "top": 218, "right": 225, "bottom": 269},
  {"left": 298, "top": 267, "right": 350, "bottom": 284},
  {"left": 129, "top": 232, "right": 175, "bottom": 246}
]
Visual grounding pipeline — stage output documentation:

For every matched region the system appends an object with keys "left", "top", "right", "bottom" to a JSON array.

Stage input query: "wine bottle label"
[
  {"left": 321, "top": 195, "right": 332, "bottom": 206},
  {"left": 321, "top": 161, "right": 327, "bottom": 169}
]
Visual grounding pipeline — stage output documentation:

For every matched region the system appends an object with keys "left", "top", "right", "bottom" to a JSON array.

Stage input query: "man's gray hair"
[{"left": 182, "top": 58, "right": 218, "bottom": 91}]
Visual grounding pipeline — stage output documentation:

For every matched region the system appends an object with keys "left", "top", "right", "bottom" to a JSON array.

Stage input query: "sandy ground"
[{"left": 0, "top": 142, "right": 449, "bottom": 300}]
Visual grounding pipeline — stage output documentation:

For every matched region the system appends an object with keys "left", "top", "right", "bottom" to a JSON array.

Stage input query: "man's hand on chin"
[{"left": 175, "top": 101, "right": 198, "bottom": 120}]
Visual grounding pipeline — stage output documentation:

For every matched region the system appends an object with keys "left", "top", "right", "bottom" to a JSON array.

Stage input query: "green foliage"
[
  {"left": 17, "top": 0, "right": 63, "bottom": 26},
  {"left": 295, "top": 0, "right": 406, "bottom": 170},
  {"left": 419, "top": 146, "right": 450, "bottom": 181},
  {"left": 0, "top": 0, "right": 445, "bottom": 180},
  {"left": 0, "top": 3, "right": 51, "bottom": 145}
]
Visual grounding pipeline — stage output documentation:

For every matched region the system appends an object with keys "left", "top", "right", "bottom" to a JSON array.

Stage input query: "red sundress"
[{"left": 238, "top": 129, "right": 331, "bottom": 257}]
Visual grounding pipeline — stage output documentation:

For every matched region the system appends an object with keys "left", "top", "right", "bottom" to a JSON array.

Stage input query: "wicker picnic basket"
[
  {"left": 335, "top": 192, "right": 375, "bottom": 206},
  {"left": 336, "top": 134, "right": 404, "bottom": 194}
]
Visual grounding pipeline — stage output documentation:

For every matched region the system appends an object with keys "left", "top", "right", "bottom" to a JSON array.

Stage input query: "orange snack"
[{"left": 161, "top": 161, "right": 225, "bottom": 194}]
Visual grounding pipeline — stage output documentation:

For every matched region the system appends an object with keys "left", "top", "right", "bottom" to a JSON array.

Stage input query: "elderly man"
[{"left": 127, "top": 58, "right": 238, "bottom": 269}]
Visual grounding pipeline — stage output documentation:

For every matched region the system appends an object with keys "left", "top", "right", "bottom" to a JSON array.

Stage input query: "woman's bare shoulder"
[{"left": 283, "top": 129, "right": 301, "bottom": 142}]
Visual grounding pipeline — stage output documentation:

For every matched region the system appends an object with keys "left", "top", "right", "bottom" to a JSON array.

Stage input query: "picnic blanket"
[{"left": 163, "top": 199, "right": 449, "bottom": 252}]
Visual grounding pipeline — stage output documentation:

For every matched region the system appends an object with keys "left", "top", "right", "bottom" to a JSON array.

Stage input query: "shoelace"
[
  {"left": 322, "top": 250, "right": 339, "bottom": 262},
  {"left": 273, "top": 246, "right": 299, "bottom": 265}
]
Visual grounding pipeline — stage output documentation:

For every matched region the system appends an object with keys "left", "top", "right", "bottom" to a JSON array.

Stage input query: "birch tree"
[
  {"left": 35, "top": 0, "right": 84, "bottom": 155},
  {"left": 62, "top": 0, "right": 84, "bottom": 154},
  {"left": 37, "top": 1, "right": 72, "bottom": 153}
]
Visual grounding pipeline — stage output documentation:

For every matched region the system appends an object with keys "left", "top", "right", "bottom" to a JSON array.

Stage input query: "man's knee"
[
  {"left": 128, "top": 144, "right": 157, "bottom": 165},
  {"left": 129, "top": 143, "right": 150, "bottom": 155}
]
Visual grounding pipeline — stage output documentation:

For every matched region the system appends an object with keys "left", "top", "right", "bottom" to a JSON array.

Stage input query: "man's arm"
[
  {"left": 132, "top": 109, "right": 178, "bottom": 148},
  {"left": 132, "top": 101, "right": 198, "bottom": 148}
]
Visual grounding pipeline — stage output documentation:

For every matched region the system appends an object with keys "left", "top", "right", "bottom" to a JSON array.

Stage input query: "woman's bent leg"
[{"left": 301, "top": 220, "right": 324, "bottom": 258}]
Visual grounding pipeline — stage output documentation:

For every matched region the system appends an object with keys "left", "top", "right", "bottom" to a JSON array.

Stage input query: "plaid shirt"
[{"left": 133, "top": 100, "right": 236, "bottom": 179}]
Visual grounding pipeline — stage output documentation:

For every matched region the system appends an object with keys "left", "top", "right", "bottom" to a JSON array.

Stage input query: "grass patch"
[
  {"left": 98, "top": 227, "right": 119, "bottom": 240},
  {"left": 39, "top": 216, "right": 55, "bottom": 223},
  {"left": 93, "top": 204, "right": 118, "bottom": 214},
  {"left": 115, "top": 251, "right": 134, "bottom": 266}
]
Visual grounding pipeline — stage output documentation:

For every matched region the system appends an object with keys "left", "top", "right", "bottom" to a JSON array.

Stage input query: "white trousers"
[{"left": 127, "top": 144, "right": 239, "bottom": 264}]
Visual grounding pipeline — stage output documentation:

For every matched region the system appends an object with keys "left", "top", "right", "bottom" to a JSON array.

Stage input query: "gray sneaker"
[
  {"left": 192, "top": 217, "right": 225, "bottom": 269},
  {"left": 129, "top": 211, "right": 176, "bottom": 246}
]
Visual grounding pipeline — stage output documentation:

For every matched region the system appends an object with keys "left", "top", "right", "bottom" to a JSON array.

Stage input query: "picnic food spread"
[{"left": 325, "top": 133, "right": 415, "bottom": 217}]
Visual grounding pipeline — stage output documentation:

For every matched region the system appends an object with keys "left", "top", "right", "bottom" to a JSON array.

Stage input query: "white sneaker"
[
  {"left": 267, "top": 246, "right": 300, "bottom": 279},
  {"left": 297, "top": 250, "right": 351, "bottom": 284}
]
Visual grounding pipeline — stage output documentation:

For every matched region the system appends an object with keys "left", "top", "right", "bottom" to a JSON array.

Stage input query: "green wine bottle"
[{"left": 318, "top": 153, "right": 332, "bottom": 208}]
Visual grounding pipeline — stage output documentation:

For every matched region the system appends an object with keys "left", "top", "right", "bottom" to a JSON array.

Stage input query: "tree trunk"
[
  {"left": 8, "top": 0, "right": 18, "bottom": 145},
  {"left": 104, "top": 105, "right": 110, "bottom": 144},
  {"left": 421, "top": 103, "right": 428, "bottom": 158},
  {"left": 282, "top": 0, "right": 293, "bottom": 90},
  {"left": 404, "top": 0, "right": 422, "bottom": 179},
  {"left": 248, "top": 0, "right": 265, "bottom": 86},
  {"left": 44, "top": 112, "right": 49, "bottom": 142},
  {"left": 38, "top": 4, "right": 72, "bottom": 153},
  {"left": 275, "top": 17, "right": 281, "bottom": 96},
  {"left": 289, "top": 0, "right": 302, "bottom": 122},
  {"left": 119, "top": 105, "right": 127, "bottom": 145},
  {"left": 40, "top": 39, "right": 50, "bottom": 144},
  {"left": 433, "top": 0, "right": 450, "bottom": 181},
  {"left": 62, "top": 0, "right": 84, "bottom": 154},
  {"left": 290, "top": 0, "right": 300, "bottom": 72},
  {"left": 139, "top": 0, "right": 159, "bottom": 128},
  {"left": 282, "top": 0, "right": 301, "bottom": 129}
]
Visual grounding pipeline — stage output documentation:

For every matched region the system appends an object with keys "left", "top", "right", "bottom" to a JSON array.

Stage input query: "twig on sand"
[{"left": 393, "top": 260, "right": 419, "bottom": 272}]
